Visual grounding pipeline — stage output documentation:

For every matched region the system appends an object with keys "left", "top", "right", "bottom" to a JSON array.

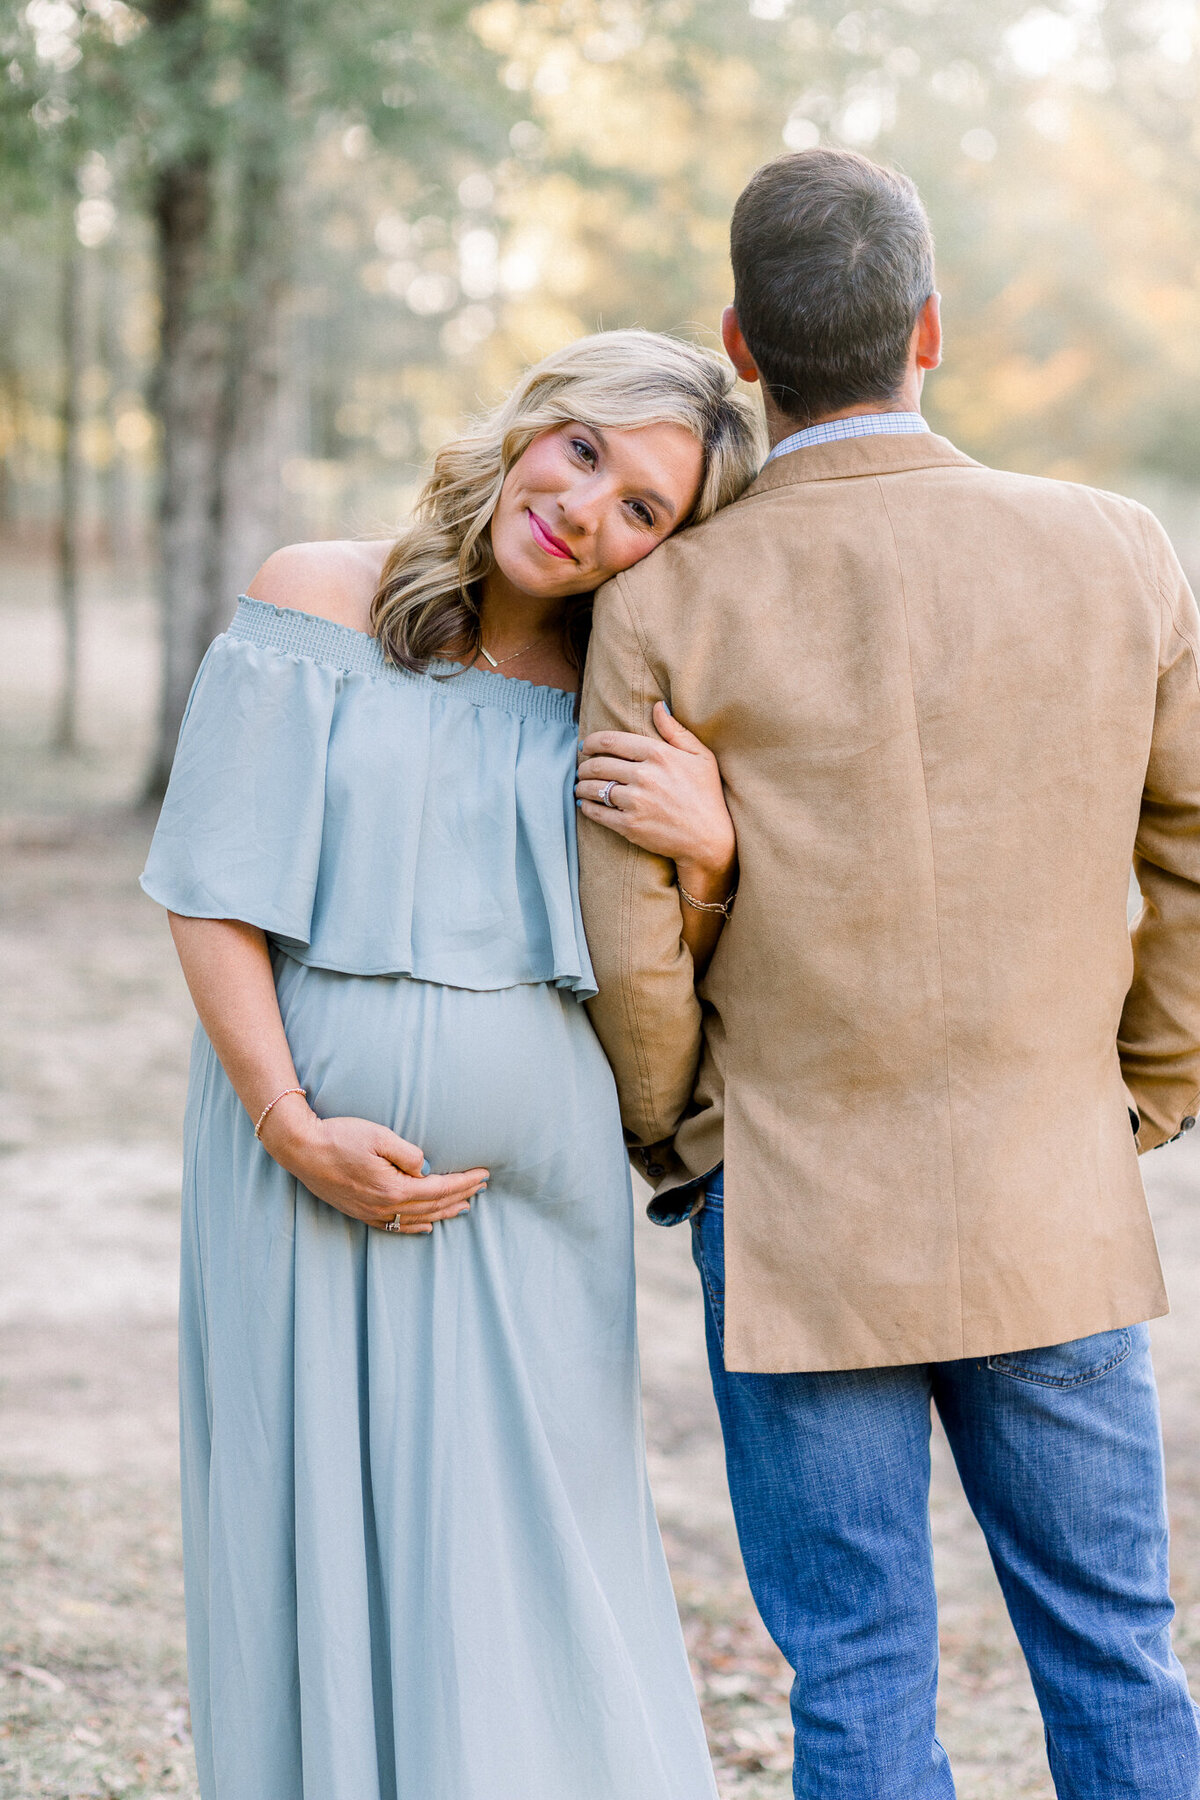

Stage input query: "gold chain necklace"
[{"left": 478, "top": 637, "right": 540, "bottom": 669}]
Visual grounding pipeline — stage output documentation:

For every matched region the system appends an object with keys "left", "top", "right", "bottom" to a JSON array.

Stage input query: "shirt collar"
[{"left": 764, "top": 412, "right": 930, "bottom": 466}]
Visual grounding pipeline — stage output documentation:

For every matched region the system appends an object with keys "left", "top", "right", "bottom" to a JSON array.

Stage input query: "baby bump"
[{"left": 272, "top": 953, "right": 626, "bottom": 1205}]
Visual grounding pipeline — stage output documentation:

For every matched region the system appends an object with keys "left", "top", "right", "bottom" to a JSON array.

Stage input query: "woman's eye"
[
  {"left": 570, "top": 437, "right": 597, "bottom": 466},
  {"left": 628, "top": 500, "right": 656, "bottom": 529}
]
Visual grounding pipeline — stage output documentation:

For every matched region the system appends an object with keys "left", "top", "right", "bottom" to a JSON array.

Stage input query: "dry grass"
[{"left": 0, "top": 1475, "right": 193, "bottom": 1800}]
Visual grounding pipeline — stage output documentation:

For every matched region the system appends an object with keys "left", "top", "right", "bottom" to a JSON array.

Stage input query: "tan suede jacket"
[{"left": 578, "top": 432, "right": 1200, "bottom": 1372}]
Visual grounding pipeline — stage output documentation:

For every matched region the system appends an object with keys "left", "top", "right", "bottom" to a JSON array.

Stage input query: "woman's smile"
[{"left": 527, "top": 509, "right": 576, "bottom": 561}]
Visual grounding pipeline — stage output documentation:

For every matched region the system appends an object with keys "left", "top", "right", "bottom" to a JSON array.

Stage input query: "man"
[{"left": 576, "top": 147, "right": 1200, "bottom": 1797}]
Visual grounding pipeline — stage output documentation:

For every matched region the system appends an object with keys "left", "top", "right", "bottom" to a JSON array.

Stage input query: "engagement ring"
[{"left": 599, "top": 781, "right": 617, "bottom": 807}]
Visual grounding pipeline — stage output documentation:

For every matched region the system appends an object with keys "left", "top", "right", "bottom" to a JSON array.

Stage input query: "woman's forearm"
[
  {"left": 675, "top": 855, "right": 736, "bottom": 976},
  {"left": 167, "top": 915, "right": 312, "bottom": 1142}
]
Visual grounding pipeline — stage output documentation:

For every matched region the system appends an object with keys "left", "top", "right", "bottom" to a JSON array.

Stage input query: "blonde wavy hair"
[{"left": 371, "top": 329, "right": 765, "bottom": 676}]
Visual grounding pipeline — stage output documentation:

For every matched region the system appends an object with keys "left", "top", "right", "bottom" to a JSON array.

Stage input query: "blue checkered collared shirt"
[{"left": 764, "top": 411, "right": 929, "bottom": 465}]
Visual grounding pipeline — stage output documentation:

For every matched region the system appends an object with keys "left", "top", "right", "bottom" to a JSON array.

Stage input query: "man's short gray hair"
[{"left": 731, "top": 148, "right": 935, "bottom": 426}]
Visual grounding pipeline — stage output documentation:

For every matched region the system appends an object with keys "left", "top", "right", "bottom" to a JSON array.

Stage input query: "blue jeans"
[{"left": 692, "top": 1168, "right": 1200, "bottom": 1798}]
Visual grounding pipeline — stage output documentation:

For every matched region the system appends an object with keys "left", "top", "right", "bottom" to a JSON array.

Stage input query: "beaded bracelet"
[{"left": 254, "top": 1086, "right": 306, "bottom": 1140}]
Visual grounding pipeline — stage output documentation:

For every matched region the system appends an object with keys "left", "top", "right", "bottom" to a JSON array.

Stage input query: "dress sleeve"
[{"left": 140, "top": 631, "right": 339, "bottom": 942}]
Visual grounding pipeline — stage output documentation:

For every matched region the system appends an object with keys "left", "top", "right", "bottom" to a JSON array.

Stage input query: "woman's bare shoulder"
[{"left": 244, "top": 539, "right": 394, "bottom": 633}]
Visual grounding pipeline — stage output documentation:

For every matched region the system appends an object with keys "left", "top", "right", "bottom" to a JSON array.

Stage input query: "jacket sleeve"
[
  {"left": 577, "top": 573, "right": 704, "bottom": 1148},
  {"left": 1118, "top": 522, "right": 1200, "bottom": 1150}
]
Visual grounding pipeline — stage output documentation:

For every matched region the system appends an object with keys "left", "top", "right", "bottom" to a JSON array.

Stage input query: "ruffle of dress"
[{"left": 140, "top": 596, "right": 597, "bottom": 998}]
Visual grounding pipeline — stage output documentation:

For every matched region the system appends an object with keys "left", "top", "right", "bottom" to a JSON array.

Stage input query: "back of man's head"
[{"left": 730, "top": 148, "right": 934, "bottom": 427}]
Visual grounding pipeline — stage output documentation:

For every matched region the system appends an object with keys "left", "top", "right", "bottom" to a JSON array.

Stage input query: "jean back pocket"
[{"left": 987, "top": 1327, "right": 1133, "bottom": 1388}]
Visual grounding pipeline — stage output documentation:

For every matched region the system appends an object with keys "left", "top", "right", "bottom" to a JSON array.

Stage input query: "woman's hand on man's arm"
[
  {"left": 575, "top": 701, "right": 736, "bottom": 972},
  {"left": 167, "top": 914, "right": 487, "bottom": 1234}
]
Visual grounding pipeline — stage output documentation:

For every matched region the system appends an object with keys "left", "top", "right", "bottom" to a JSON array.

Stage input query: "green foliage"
[
  {"left": 0, "top": 0, "right": 514, "bottom": 296},
  {"left": 1, "top": 0, "right": 1199, "bottom": 529},
  {"left": 465, "top": 0, "right": 1200, "bottom": 483}
]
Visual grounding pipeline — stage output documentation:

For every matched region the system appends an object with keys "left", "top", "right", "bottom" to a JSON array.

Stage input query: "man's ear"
[
  {"left": 915, "top": 292, "right": 942, "bottom": 372},
  {"left": 721, "top": 306, "right": 760, "bottom": 384}
]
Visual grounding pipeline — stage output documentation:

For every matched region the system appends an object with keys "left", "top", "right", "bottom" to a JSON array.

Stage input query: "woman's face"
[{"left": 489, "top": 421, "right": 705, "bottom": 600}]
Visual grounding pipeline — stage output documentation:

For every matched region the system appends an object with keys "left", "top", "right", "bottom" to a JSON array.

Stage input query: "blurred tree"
[
  {"left": 471, "top": 0, "right": 1197, "bottom": 490},
  {"left": 1, "top": 1, "right": 1198, "bottom": 794},
  {"left": 136, "top": 0, "right": 514, "bottom": 792},
  {"left": 0, "top": 0, "right": 131, "bottom": 751},
  {"left": 139, "top": 0, "right": 236, "bottom": 796},
  {"left": 1, "top": 0, "right": 513, "bottom": 790},
  {"left": 55, "top": 203, "right": 83, "bottom": 749}
]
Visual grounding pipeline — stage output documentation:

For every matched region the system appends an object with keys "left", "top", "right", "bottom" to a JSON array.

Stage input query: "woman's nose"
[{"left": 560, "top": 483, "right": 605, "bottom": 537}]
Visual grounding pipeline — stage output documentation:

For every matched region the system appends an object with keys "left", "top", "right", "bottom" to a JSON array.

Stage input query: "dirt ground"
[{"left": 3, "top": 569, "right": 1200, "bottom": 1800}]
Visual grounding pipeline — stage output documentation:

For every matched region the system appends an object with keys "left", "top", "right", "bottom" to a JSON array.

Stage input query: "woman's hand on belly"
[
  {"left": 165, "top": 914, "right": 487, "bottom": 1234},
  {"left": 262, "top": 1106, "right": 488, "bottom": 1234}
]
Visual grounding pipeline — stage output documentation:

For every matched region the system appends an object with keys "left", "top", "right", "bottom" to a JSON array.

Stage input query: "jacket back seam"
[{"left": 875, "top": 475, "right": 967, "bottom": 1356}]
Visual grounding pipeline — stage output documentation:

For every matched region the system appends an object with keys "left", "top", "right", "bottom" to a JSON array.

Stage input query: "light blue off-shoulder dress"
[{"left": 140, "top": 598, "right": 716, "bottom": 1800}]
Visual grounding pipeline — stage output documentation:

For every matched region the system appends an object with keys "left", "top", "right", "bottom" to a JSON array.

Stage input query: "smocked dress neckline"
[{"left": 232, "top": 595, "right": 579, "bottom": 717}]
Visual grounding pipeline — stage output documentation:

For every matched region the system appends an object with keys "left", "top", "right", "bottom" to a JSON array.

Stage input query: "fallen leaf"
[{"left": 9, "top": 1661, "right": 66, "bottom": 1693}]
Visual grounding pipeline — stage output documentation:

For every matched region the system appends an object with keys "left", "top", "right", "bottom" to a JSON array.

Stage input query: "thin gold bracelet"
[
  {"left": 254, "top": 1086, "right": 306, "bottom": 1140},
  {"left": 678, "top": 882, "right": 737, "bottom": 919}
]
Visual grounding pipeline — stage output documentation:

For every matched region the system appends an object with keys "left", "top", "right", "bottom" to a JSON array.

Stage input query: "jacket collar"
[{"left": 742, "top": 431, "right": 981, "bottom": 498}]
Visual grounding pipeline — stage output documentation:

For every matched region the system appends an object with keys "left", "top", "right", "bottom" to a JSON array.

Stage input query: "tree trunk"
[
  {"left": 213, "top": 189, "right": 290, "bottom": 604},
  {"left": 99, "top": 243, "right": 140, "bottom": 571},
  {"left": 144, "top": 149, "right": 225, "bottom": 798},
  {"left": 213, "top": 0, "right": 293, "bottom": 603},
  {"left": 54, "top": 212, "right": 85, "bottom": 754},
  {"left": 0, "top": 361, "right": 18, "bottom": 535},
  {"left": 143, "top": 0, "right": 295, "bottom": 798}
]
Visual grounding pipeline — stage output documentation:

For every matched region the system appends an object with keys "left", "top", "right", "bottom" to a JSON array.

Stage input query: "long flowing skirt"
[{"left": 179, "top": 953, "right": 716, "bottom": 1800}]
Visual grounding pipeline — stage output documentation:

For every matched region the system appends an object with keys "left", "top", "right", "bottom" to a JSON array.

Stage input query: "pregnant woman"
[{"left": 141, "top": 330, "right": 762, "bottom": 1800}]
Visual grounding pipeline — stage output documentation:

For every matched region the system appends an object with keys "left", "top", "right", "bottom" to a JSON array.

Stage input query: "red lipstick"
[{"left": 527, "top": 510, "right": 575, "bottom": 561}]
